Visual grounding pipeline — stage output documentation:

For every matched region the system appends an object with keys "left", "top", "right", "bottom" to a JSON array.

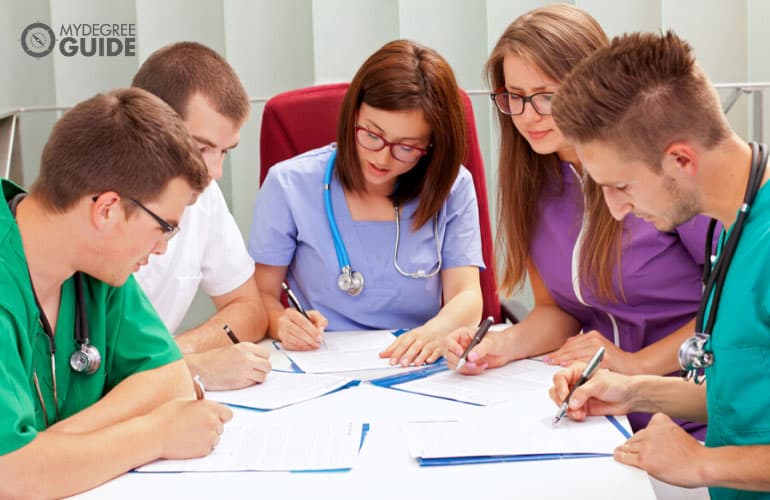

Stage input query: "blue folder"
[
  {"left": 369, "top": 360, "right": 450, "bottom": 388},
  {"left": 223, "top": 379, "right": 362, "bottom": 413},
  {"left": 414, "top": 416, "right": 631, "bottom": 467}
]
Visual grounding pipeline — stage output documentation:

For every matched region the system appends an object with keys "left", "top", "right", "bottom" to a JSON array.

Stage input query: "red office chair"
[{"left": 259, "top": 83, "right": 519, "bottom": 323}]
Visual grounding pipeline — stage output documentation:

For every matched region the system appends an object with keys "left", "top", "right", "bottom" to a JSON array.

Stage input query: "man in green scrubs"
[
  {"left": 0, "top": 88, "right": 232, "bottom": 498},
  {"left": 548, "top": 31, "right": 770, "bottom": 498}
]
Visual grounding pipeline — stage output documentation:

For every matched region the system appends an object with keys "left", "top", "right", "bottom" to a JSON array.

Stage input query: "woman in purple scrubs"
[{"left": 445, "top": 4, "right": 711, "bottom": 436}]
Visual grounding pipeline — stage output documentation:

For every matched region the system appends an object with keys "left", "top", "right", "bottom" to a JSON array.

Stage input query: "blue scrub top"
[
  {"left": 248, "top": 144, "right": 485, "bottom": 331},
  {"left": 703, "top": 182, "right": 770, "bottom": 500}
]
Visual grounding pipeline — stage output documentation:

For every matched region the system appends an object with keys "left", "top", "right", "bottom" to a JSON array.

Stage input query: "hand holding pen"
[
  {"left": 455, "top": 316, "right": 494, "bottom": 371},
  {"left": 552, "top": 346, "right": 605, "bottom": 425},
  {"left": 279, "top": 281, "right": 328, "bottom": 350}
]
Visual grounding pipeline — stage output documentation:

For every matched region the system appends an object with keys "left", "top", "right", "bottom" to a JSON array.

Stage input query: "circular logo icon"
[{"left": 21, "top": 22, "right": 56, "bottom": 58}]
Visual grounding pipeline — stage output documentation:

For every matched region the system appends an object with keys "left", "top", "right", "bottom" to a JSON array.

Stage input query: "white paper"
[
  {"left": 137, "top": 415, "right": 364, "bottom": 472},
  {"left": 281, "top": 330, "right": 399, "bottom": 373},
  {"left": 407, "top": 413, "right": 625, "bottom": 459},
  {"left": 207, "top": 371, "right": 353, "bottom": 410},
  {"left": 396, "top": 359, "right": 560, "bottom": 405}
]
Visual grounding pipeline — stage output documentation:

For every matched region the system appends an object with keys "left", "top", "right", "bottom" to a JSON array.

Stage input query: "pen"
[
  {"left": 282, "top": 281, "right": 325, "bottom": 347},
  {"left": 223, "top": 324, "right": 240, "bottom": 344},
  {"left": 455, "top": 316, "right": 494, "bottom": 371},
  {"left": 552, "top": 345, "right": 605, "bottom": 425},
  {"left": 193, "top": 375, "right": 206, "bottom": 400},
  {"left": 281, "top": 281, "right": 311, "bottom": 321}
]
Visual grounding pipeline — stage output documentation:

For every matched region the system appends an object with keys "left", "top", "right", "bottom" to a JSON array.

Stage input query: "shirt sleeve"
[
  {"left": 104, "top": 276, "right": 182, "bottom": 392},
  {"left": 248, "top": 167, "right": 299, "bottom": 266},
  {"left": 198, "top": 182, "right": 254, "bottom": 298},
  {"left": 440, "top": 168, "right": 486, "bottom": 270},
  {"left": 674, "top": 214, "right": 719, "bottom": 266},
  {"left": 0, "top": 306, "right": 39, "bottom": 455}
]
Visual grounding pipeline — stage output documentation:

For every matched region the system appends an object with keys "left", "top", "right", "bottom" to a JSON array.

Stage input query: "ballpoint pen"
[
  {"left": 455, "top": 316, "right": 494, "bottom": 371},
  {"left": 281, "top": 281, "right": 311, "bottom": 321},
  {"left": 281, "top": 281, "right": 325, "bottom": 346},
  {"left": 552, "top": 345, "right": 605, "bottom": 425},
  {"left": 223, "top": 324, "right": 240, "bottom": 344}
]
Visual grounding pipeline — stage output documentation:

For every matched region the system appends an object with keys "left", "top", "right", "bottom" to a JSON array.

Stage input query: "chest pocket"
[{"left": 709, "top": 345, "right": 770, "bottom": 442}]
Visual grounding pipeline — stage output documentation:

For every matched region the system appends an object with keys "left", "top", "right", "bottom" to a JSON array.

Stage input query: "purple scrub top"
[{"left": 531, "top": 161, "right": 712, "bottom": 437}]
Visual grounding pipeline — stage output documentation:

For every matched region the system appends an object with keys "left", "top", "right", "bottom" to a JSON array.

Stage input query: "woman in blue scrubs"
[{"left": 249, "top": 40, "right": 484, "bottom": 367}]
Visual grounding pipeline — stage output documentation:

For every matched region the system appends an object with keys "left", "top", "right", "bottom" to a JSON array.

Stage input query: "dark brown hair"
[
  {"left": 132, "top": 41, "right": 250, "bottom": 124},
  {"left": 485, "top": 4, "right": 623, "bottom": 301},
  {"left": 553, "top": 30, "right": 731, "bottom": 169},
  {"left": 336, "top": 39, "right": 466, "bottom": 229},
  {"left": 31, "top": 88, "right": 209, "bottom": 212}
]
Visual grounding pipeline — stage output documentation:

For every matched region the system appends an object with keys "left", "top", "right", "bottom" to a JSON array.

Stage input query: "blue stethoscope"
[{"left": 324, "top": 149, "right": 442, "bottom": 296}]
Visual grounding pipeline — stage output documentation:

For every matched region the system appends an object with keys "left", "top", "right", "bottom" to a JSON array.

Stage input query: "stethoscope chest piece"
[
  {"left": 70, "top": 342, "right": 102, "bottom": 375},
  {"left": 338, "top": 266, "right": 364, "bottom": 296},
  {"left": 678, "top": 332, "right": 712, "bottom": 384}
]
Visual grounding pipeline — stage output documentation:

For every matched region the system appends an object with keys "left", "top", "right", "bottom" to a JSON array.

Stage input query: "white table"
[{"left": 71, "top": 341, "right": 696, "bottom": 500}]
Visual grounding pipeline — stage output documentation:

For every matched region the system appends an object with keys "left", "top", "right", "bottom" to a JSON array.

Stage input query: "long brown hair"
[
  {"left": 486, "top": 4, "right": 623, "bottom": 301},
  {"left": 336, "top": 39, "right": 466, "bottom": 230}
]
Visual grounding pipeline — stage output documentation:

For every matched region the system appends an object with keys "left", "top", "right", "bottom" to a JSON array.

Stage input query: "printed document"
[
  {"left": 396, "top": 359, "right": 559, "bottom": 405},
  {"left": 208, "top": 371, "right": 354, "bottom": 410},
  {"left": 281, "top": 330, "right": 398, "bottom": 373},
  {"left": 138, "top": 414, "right": 364, "bottom": 472},
  {"left": 407, "top": 413, "right": 624, "bottom": 459}
]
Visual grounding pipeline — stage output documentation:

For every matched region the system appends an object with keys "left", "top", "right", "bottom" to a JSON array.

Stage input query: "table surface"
[{"left": 71, "top": 339, "right": 706, "bottom": 500}]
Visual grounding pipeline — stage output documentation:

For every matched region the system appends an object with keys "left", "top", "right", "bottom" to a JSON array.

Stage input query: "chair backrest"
[{"left": 259, "top": 83, "right": 501, "bottom": 322}]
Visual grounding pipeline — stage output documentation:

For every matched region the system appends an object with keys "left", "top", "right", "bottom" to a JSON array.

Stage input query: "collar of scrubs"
[{"left": 322, "top": 148, "right": 442, "bottom": 281}]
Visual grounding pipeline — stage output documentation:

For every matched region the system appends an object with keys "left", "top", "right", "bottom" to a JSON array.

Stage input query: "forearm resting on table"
[
  {"left": 700, "top": 445, "right": 770, "bottom": 492},
  {"left": 50, "top": 360, "right": 192, "bottom": 434},
  {"left": 176, "top": 279, "right": 268, "bottom": 353},
  {"left": 629, "top": 375, "right": 707, "bottom": 422},
  {"left": 425, "top": 288, "right": 482, "bottom": 335},
  {"left": 629, "top": 318, "right": 696, "bottom": 375},
  {"left": 0, "top": 411, "right": 163, "bottom": 498},
  {"left": 504, "top": 305, "right": 580, "bottom": 361}
]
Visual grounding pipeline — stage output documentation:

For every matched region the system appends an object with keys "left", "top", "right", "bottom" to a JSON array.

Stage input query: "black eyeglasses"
[
  {"left": 91, "top": 195, "right": 180, "bottom": 241},
  {"left": 354, "top": 126, "right": 430, "bottom": 163},
  {"left": 128, "top": 197, "right": 180, "bottom": 241},
  {"left": 490, "top": 90, "right": 554, "bottom": 116}
]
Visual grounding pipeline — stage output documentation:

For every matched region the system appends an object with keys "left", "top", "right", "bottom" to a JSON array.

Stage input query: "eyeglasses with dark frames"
[
  {"left": 92, "top": 195, "right": 180, "bottom": 241},
  {"left": 128, "top": 197, "right": 180, "bottom": 241},
  {"left": 490, "top": 89, "right": 555, "bottom": 116},
  {"left": 354, "top": 126, "right": 430, "bottom": 163}
]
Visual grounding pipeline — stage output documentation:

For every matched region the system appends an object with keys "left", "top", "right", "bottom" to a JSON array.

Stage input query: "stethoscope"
[
  {"left": 9, "top": 193, "right": 102, "bottom": 427},
  {"left": 323, "top": 149, "right": 442, "bottom": 296},
  {"left": 678, "top": 142, "right": 768, "bottom": 384}
]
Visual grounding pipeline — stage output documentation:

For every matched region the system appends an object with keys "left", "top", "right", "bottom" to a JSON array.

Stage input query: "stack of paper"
[
  {"left": 390, "top": 359, "right": 559, "bottom": 405},
  {"left": 280, "top": 330, "right": 400, "bottom": 373},
  {"left": 208, "top": 371, "right": 355, "bottom": 410},
  {"left": 137, "top": 414, "right": 366, "bottom": 472},
  {"left": 406, "top": 414, "right": 628, "bottom": 466}
]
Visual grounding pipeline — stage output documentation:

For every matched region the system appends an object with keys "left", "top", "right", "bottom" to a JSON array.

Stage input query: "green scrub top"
[
  {"left": 704, "top": 182, "right": 770, "bottom": 500},
  {"left": 0, "top": 179, "right": 182, "bottom": 456}
]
